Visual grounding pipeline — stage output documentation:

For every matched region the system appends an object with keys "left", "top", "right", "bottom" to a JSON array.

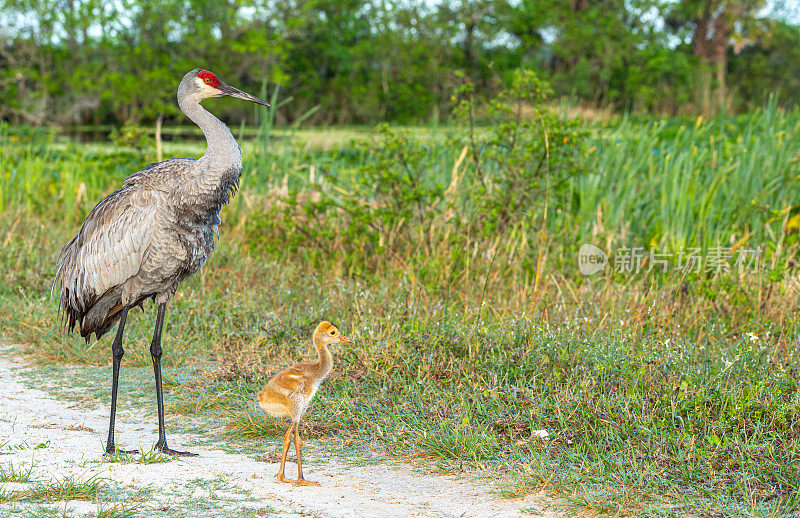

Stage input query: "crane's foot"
[
  {"left": 155, "top": 441, "right": 198, "bottom": 457},
  {"left": 296, "top": 478, "right": 320, "bottom": 487},
  {"left": 104, "top": 445, "right": 139, "bottom": 456}
]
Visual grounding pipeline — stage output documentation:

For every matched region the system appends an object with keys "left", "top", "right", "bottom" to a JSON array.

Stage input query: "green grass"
[
  {"left": 0, "top": 442, "right": 51, "bottom": 453},
  {"left": 18, "top": 503, "right": 138, "bottom": 518},
  {"left": 101, "top": 449, "right": 176, "bottom": 465},
  {"left": 1, "top": 104, "right": 799, "bottom": 516},
  {"left": 0, "top": 475, "right": 105, "bottom": 504},
  {"left": 576, "top": 102, "right": 800, "bottom": 255},
  {"left": 194, "top": 318, "right": 798, "bottom": 515},
  {"left": 0, "top": 473, "right": 140, "bottom": 517},
  {"left": 0, "top": 461, "right": 34, "bottom": 483},
  {"left": 94, "top": 503, "right": 140, "bottom": 518}
]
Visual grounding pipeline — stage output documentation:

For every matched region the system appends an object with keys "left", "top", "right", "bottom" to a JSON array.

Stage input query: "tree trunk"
[
  {"left": 711, "top": 9, "right": 732, "bottom": 113},
  {"left": 691, "top": 18, "right": 714, "bottom": 116},
  {"left": 714, "top": 42, "right": 727, "bottom": 112},
  {"left": 697, "top": 64, "right": 713, "bottom": 116},
  {"left": 689, "top": 4, "right": 737, "bottom": 115},
  {"left": 464, "top": 22, "right": 475, "bottom": 78}
]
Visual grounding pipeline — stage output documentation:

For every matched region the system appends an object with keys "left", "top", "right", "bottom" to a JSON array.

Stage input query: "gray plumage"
[{"left": 55, "top": 69, "right": 268, "bottom": 341}]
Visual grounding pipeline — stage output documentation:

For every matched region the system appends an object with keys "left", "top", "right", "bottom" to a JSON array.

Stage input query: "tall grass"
[
  {"left": 0, "top": 124, "right": 141, "bottom": 224},
  {"left": 3, "top": 102, "right": 798, "bottom": 262},
  {"left": 576, "top": 99, "right": 800, "bottom": 257}
]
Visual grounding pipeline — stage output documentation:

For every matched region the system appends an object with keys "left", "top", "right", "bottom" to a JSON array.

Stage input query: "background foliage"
[{"left": 1, "top": 0, "right": 799, "bottom": 125}]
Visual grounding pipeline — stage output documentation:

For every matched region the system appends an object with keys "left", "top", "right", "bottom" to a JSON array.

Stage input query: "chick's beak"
[
  {"left": 218, "top": 82, "right": 270, "bottom": 107},
  {"left": 338, "top": 335, "right": 354, "bottom": 344}
]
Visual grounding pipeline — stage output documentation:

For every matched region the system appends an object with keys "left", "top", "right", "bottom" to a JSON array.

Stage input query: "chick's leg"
[
  {"left": 276, "top": 422, "right": 297, "bottom": 484},
  {"left": 295, "top": 421, "right": 319, "bottom": 486}
]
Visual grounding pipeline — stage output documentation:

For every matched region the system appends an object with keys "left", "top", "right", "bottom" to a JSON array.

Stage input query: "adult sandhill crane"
[{"left": 54, "top": 69, "right": 269, "bottom": 456}]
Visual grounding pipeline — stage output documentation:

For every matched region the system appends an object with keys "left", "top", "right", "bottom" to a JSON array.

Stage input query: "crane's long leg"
[
  {"left": 151, "top": 302, "right": 197, "bottom": 457},
  {"left": 276, "top": 422, "right": 297, "bottom": 484},
  {"left": 105, "top": 306, "right": 136, "bottom": 455},
  {"left": 294, "top": 420, "right": 319, "bottom": 486}
]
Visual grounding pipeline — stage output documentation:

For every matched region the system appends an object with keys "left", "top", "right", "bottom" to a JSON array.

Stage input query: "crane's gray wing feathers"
[
  {"left": 55, "top": 187, "right": 158, "bottom": 339},
  {"left": 53, "top": 156, "right": 233, "bottom": 341}
]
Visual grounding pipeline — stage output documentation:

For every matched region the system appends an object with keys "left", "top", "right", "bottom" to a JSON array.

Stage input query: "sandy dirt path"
[{"left": 0, "top": 354, "right": 565, "bottom": 517}]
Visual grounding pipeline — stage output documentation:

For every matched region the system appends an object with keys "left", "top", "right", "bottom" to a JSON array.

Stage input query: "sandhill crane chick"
[{"left": 257, "top": 321, "right": 352, "bottom": 486}]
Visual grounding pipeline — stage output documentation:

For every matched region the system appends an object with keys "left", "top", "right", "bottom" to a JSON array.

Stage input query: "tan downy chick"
[{"left": 257, "top": 321, "right": 352, "bottom": 486}]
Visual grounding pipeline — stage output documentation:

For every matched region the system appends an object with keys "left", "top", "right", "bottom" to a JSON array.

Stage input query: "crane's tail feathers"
[
  {"left": 56, "top": 281, "right": 150, "bottom": 343},
  {"left": 51, "top": 262, "right": 64, "bottom": 299},
  {"left": 53, "top": 233, "right": 124, "bottom": 342}
]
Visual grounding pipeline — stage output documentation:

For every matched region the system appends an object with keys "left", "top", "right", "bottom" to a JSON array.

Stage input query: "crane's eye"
[
  {"left": 330, "top": 330, "right": 335, "bottom": 335},
  {"left": 204, "top": 77, "right": 213, "bottom": 85}
]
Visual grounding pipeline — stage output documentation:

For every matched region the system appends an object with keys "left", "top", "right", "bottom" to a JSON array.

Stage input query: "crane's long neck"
[
  {"left": 178, "top": 96, "right": 242, "bottom": 171},
  {"left": 312, "top": 337, "right": 333, "bottom": 380}
]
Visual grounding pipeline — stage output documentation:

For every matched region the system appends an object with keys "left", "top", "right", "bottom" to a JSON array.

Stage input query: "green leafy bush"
[
  {"left": 452, "top": 69, "right": 587, "bottom": 234},
  {"left": 110, "top": 122, "right": 154, "bottom": 159},
  {"left": 249, "top": 69, "right": 587, "bottom": 281}
]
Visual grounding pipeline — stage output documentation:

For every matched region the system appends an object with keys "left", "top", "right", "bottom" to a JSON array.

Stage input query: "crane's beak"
[
  {"left": 338, "top": 335, "right": 354, "bottom": 344},
  {"left": 218, "top": 82, "right": 270, "bottom": 107}
]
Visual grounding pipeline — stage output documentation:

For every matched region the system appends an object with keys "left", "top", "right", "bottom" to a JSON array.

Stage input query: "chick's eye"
[{"left": 330, "top": 330, "right": 335, "bottom": 335}]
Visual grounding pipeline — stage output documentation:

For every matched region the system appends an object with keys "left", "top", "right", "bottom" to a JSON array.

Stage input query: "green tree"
[
  {"left": 728, "top": 20, "right": 800, "bottom": 110},
  {"left": 664, "top": 0, "right": 766, "bottom": 114}
]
